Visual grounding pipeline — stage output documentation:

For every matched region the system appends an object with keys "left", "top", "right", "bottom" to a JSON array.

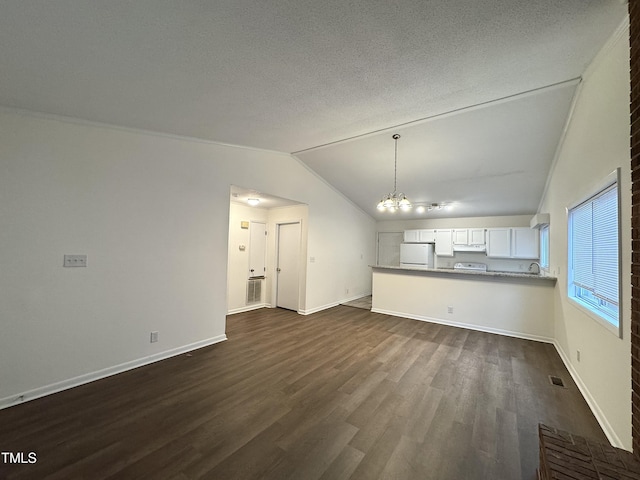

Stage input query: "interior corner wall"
[
  {"left": 537, "top": 20, "right": 632, "bottom": 449},
  {"left": 0, "top": 109, "right": 377, "bottom": 406}
]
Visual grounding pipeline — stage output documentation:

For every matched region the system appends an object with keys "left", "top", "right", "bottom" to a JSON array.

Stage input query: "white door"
[{"left": 276, "top": 222, "right": 301, "bottom": 311}]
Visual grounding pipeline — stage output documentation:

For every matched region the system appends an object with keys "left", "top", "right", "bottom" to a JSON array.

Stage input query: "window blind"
[{"left": 570, "top": 184, "right": 618, "bottom": 305}]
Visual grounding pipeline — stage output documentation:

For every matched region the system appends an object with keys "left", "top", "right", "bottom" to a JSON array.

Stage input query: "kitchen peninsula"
[{"left": 371, "top": 264, "right": 557, "bottom": 342}]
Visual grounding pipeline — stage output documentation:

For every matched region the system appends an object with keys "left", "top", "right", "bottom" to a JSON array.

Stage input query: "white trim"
[
  {"left": 0, "top": 105, "right": 290, "bottom": 157},
  {"left": 299, "top": 294, "right": 373, "bottom": 315},
  {"left": 370, "top": 308, "right": 554, "bottom": 344},
  {"left": 537, "top": 80, "right": 583, "bottom": 214},
  {"left": 552, "top": 340, "right": 625, "bottom": 449},
  {"left": 566, "top": 169, "right": 618, "bottom": 211},
  {"left": 582, "top": 16, "right": 629, "bottom": 83},
  {"left": 227, "top": 304, "right": 268, "bottom": 315},
  {"left": 0, "top": 335, "right": 227, "bottom": 411},
  {"left": 341, "top": 293, "right": 373, "bottom": 304},
  {"left": 292, "top": 78, "right": 581, "bottom": 155},
  {"left": 299, "top": 302, "right": 340, "bottom": 315}
]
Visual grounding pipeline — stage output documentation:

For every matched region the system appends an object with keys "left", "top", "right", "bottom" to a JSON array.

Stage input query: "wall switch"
[
  {"left": 447, "top": 306, "right": 453, "bottom": 314},
  {"left": 310, "top": 257, "right": 316, "bottom": 263},
  {"left": 576, "top": 350, "right": 581, "bottom": 362},
  {"left": 64, "top": 254, "right": 87, "bottom": 267},
  {"left": 150, "top": 331, "right": 159, "bottom": 343}
]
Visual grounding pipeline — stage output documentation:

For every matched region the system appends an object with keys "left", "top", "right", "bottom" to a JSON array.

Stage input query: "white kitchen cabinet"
[
  {"left": 452, "top": 229, "right": 469, "bottom": 245},
  {"left": 403, "top": 230, "right": 420, "bottom": 243},
  {"left": 404, "top": 229, "right": 436, "bottom": 243},
  {"left": 452, "top": 228, "right": 485, "bottom": 245},
  {"left": 486, "top": 227, "right": 539, "bottom": 259},
  {"left": 419, "top": 229, "right": 436, "bottom": 243},
  {"left": 469, "top": 228, "right": 486, "bottom": 245},
  {"left": 486, "top": 228, "right": 512, "bottom": 258},
  {"left": 435, "top": 229, "right": 454, "bottom": 256},
  {"left": 511, "top": 227, "right": 539, "bottom": 259}
]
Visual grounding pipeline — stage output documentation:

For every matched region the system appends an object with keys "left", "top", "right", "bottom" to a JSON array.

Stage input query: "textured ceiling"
[{"left": 0, "top": 0, "right": 629, "bottom": 219}]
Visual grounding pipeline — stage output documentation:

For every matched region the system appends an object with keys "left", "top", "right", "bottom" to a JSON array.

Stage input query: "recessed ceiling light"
[{"left": 247, "top": 198, "right": 260, "bottom": 206}]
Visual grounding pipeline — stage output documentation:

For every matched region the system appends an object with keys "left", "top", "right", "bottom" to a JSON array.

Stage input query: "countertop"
[{"left": 370, "top": 264, "right": 557, "bottom": 282}]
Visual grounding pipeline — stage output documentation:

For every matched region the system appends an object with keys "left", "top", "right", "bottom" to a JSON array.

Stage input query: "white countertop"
[{"left": 370, "top": 264, "right": 557, "bottom": 282}]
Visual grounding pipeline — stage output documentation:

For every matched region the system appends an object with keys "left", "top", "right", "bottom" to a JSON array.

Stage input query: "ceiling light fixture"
[
  {"left": 247, "top": 198, "right": 260, "bottom": 206},
  {"left": 377, "top": 134, "right": 411, "bottom": 212}
]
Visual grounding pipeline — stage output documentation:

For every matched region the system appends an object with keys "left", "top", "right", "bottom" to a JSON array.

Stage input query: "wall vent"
[{"left": 247, "top": 279, "right": 262, "bottom": 304}]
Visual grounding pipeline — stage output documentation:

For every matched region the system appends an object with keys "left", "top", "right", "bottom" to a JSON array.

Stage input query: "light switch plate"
[{"left": 64, "top": 254, "right": 88, "bottom": 267}]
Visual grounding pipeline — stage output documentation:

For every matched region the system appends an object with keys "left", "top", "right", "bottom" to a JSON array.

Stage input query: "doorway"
[{"left": 276, "top": 222, "right": 301, "bottom": 311}]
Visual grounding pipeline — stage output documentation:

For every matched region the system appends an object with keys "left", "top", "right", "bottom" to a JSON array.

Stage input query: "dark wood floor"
[{"left": 0, "top": 306, "right": 607, "bottom": 480}]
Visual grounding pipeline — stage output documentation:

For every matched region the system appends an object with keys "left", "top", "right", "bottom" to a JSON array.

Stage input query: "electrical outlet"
[
  {"left": 64, "top": 254, "right": 88, "bottom": 267},
  {"left": 447, "top": 306, "right": 453, "bottom": 314},
  {"left": 150, "top": 331, "right": 159, "bottom": 343}
]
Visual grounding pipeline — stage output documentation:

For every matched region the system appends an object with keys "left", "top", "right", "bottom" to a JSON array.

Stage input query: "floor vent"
[
  {"left": 247, "top": 279, "right": 262, "bottom": 304},
  {"left": 549, "top": 375, "right": 565, "bottom": 387}
]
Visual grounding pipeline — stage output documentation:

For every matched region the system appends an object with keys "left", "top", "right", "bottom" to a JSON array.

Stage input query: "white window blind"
[{"left": 569, "top": 181, "right": 619, "bottom": 327}]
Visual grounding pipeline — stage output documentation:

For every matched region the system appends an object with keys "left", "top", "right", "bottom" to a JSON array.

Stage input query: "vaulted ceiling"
[{"left": 0, "top": 1, "right": 628, "bottom": 219}]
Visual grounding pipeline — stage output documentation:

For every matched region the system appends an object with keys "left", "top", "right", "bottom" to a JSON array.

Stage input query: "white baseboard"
[
  {"left": 227, "top": 303, "right": 268, "bottom": 315},
  {"left": 299, "top": 302, "right": 339, "bottom": 315},
  {"left": 371, "top": 308, "right": 554, "bottom": 344},
  {"left": 552, "top": 340, "right": 624, "bottom": 449},
  {"left": 0, "top": 335, "right": 227, "bottom": 410},
  {"left": 299, "top": 293, "right": 372, "bottom": 316}
]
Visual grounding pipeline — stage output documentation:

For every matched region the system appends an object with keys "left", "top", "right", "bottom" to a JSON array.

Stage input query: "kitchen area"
[{"left": 372, "top": 214, "right": 557, "bottom": 342}]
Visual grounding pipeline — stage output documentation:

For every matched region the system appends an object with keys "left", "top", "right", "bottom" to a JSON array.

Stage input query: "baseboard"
[
  {"left": 552, "top": 340, "right": 624, "bottom": 449},
  {"left": 227, "top": 303, "right": 268, "bottom": 315},
  {"left": 0, "top": 334, "right": 227, "bottom": 411},
  {"left": 371, "top": 308, "right": 554, "bottom": 344},
  {"left": 341, "top": 293, "right": 372, "bottom": 303},
  {"left": 299, "top": 302, "right": 340, "bottom": 315},
  {"left": 299, "top": 293, "right": 372, "bottom": 316}
]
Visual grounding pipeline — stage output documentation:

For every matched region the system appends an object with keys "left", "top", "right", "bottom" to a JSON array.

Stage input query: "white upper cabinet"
[
  {"left": 511, "top": 227, "right": 539, "bottom": 259},
  {"left": 435, "top": 229, "right": 454, "bottom": 256},
  {"left": 452, "top": 229, "right": 469, "bottom": 245},
  {"left": 486, "top": 227, "right": 539, "bottom": 259},
  {"left": 404, "top": 229, "right": 436, "bottom": 243},
  {"left": 486, "top": 228, "right": 512, "bottom": 258},
  {"left": 469, "top": 228, "right": 486, "bottom": 245},
  {"left": 419, "top": 229, "right": 436, "bottom": 243},
  {"left": 404, "top": 229, "right": 420, "bottom": 243}
]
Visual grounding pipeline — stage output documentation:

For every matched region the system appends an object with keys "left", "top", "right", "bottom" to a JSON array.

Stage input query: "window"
[
  {"left": 567, "top": 171, "right": 620, "bottom": 335},
  {"left": 539, "top": 224, "right": 549, "bottom": 270}
]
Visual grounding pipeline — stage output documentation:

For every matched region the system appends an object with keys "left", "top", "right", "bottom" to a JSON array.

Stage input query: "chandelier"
[{"left": 377, "top": 134, "right": 412, "bottom": 212}]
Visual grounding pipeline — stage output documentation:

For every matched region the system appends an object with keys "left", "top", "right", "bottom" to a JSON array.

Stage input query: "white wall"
[
  {"left": 373, "top": 270, "right": 555, "bottom": 342},
  {"left": 0, "top": 109, "right": 376, "bottom": 406},
  {"left": 538, "top": 20, "right": 631, "bottom": 449}
]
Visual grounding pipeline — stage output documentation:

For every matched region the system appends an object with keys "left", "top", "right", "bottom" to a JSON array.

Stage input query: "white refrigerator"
[{"left": 400, "top": 243, "right": 434, "bottom": 268}]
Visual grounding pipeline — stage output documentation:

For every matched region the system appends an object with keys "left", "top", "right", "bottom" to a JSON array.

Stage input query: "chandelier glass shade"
[{"left": 377, "top": 134, "right": 411, "bottom": 212}]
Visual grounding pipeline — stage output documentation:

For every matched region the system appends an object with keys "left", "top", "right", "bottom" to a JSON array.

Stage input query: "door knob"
[{"left": 277, "top": 268, "right": 281, "bottom": 272}]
